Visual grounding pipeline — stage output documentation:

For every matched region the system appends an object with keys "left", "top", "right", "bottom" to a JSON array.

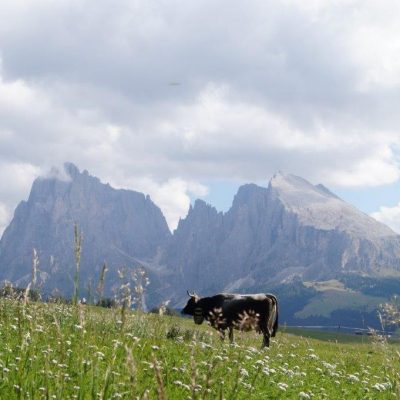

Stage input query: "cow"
[{"left": 181, "top": 291, "right": 278, "bottom": 347}]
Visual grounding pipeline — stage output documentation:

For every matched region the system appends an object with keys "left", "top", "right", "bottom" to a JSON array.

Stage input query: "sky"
[{"left": 1, "top": 0, "right": 400, "bottom": 234}]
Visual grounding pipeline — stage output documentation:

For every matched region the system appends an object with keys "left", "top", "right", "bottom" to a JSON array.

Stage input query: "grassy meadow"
[{"left": 0, "top": 298, "right": 399, "bottom": 399}]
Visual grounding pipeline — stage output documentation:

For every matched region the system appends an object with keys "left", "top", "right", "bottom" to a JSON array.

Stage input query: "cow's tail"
[{"left": 267, "top": 294, "right": 278, "bottom": 337}]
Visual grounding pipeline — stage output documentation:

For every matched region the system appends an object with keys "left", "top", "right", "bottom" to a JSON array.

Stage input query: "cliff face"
[
  {"left": 0, "top": 163, "right": 171, "bottom": 294},
  {"left": 164, "top": 173, "right": 400, "bottom": 303}
]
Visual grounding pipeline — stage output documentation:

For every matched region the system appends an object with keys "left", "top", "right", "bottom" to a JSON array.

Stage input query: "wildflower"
[
  {"left": 242, "top": 382, "right": 252, "bottom": 389},
  {"left": 262, "top": 367, "right": 271, "bottom": 376},
  {"left": 372, "top": 382, "right": 391, "bottom": 391},
  {"left": 299, "top": 392, "right": 311, "bottom": 399},
  {"left": 247, "top": 346, "right": 258, "bottom": 353},
  {"left": 348, "top": 374, "right": 359, "bottom": 382},
  {"left": 322, "top": 361, "right": 336, "bottom": 370},
  {"left": 277, "top": 382, "right": 288, "bottom": 391}
]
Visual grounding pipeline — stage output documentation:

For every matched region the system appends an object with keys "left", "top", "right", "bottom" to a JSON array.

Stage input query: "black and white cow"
[{"left": 182, "top": 292, "right": 278, "bottom": 347}]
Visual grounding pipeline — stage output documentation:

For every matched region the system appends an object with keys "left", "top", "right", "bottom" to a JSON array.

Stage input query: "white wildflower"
[
  {"left": 348, "top": 374, "right": 359, "bottom": 382},
  {"left": 278, "top": 382, "right": 288, "bottom": 391}
]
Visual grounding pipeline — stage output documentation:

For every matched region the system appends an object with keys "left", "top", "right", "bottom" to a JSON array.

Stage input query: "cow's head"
[{"left": 182, "top": 291, "right": 204, "bottom": 324}]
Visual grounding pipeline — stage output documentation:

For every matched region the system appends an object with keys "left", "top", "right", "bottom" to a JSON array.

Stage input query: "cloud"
[
  {"left": 0, "top": 203, "right": 9, "bottom": 235},
  {"left": 142, "top": 178, "right": 209, "bottom": 231},
  {"left": 0, "top": 1, "right": 400, "bottom": 234},
  {"left": 371, "top": 204, "right": 400, "bottom": 234},
  {"left": 102, "top": 174, "right": 209, "bottom": 231}
]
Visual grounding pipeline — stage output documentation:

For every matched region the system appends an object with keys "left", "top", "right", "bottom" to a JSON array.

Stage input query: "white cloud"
[
  {"left": 326, "top": 146, "right": 400, "bottom": 187},
  {"left": 0, "top": 203, "right": 9, "bottom": 236},
  {"left": 0, "top": 162, "right": 41, "bottom": 200},
  {"left": 101, "top": 173, "right": 209, "bottom": 231},
  {"left": 148, "top": 179, "right": 209, "bottom": 231},
  {"left": 371, "top": 204, "right": 400, "bottom": 234},
  {"left": 0, "top": 1, "right": 400, "bottom": 233}
]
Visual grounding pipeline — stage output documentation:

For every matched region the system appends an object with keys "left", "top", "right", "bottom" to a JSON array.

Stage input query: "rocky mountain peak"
[
  {"left": 268, "top": 172, "right": 396, "bottom": 238},
  {"left": 231, "top": 184, "right": 267, "bottom": 208},
  {"left": 0, "top": 163, "right": 171, "bottom": 293},
  {"left": 269, "top": 172, "right": 335, "bottom": 202},
  {"left": 64, "top": 162, "right": 80, "bottom": 179}
]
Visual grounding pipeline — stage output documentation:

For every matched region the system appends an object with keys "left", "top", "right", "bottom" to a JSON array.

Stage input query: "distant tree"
[
  {"left": 0, "top": 283, "right": 40, "bottom": 302},
  {"left": 380, "top": 295, "right": 400, "bottom": 327},
  {"left": 96, "top": 298, "right": 117, "bottom": 308}
]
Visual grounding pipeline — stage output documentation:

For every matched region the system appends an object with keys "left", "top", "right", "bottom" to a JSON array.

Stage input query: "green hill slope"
[{"left": 0, "top": 299, "right": 399, "bottom": 399}]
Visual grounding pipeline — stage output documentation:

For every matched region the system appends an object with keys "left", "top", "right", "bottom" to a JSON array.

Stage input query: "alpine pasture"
[{"left": 0, "top": 298, "right": 399, "bottom": 399}]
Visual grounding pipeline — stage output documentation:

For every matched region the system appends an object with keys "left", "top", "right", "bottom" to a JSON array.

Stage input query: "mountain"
[
  {"left": 0, "top": 163, "right": 171, "bottom": 295},
  {"left": 1, "top": 166, "right": 400, "bottom": 328},
  {"left": 163, "top": 172, "right": 400, "bottom": 327},
  {"left": 165, "top": 172, "right": 400, "bottom": 297}
]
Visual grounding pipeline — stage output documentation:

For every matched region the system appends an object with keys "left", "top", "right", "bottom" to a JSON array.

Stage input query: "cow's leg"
[
  {"left": 218, "top": 329, "right": 225, "bottom": 342},
  {"left": 262, "top": 332, "right": 270, "bottom": 348},
  {"left": 228, "top": 326, "right": 234, "bottom": 343}
]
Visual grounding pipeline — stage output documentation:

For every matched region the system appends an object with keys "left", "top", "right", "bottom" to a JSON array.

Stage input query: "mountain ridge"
[{"left": 1, "top": 164, "right": 400, "bottom": 328}]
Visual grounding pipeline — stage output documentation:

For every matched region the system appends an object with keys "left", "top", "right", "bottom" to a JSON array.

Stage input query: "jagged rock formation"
[
  {"left": 164, "top": 172, "right": 400, "bottom": 304},
  {"left": 1, "top": 166, "right": 400, "bottom": 320},
  {"left": 0, "top": 163, "right": 171, "bottom": 295}
]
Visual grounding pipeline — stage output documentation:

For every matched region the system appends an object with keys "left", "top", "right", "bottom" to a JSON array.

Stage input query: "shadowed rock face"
[
  {"left": 163, "top": 173, "right": 400, "bottom": 304},
  {"left": 0, "top": 163, "right": 171, "bottom": 295},
  {"left": 1, "top": 167, "right": 400, "bottom": 307}
]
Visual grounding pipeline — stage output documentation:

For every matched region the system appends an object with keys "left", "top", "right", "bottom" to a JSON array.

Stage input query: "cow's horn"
[{"left": 187, "top": 290, "right": 194, "bottom": 297}]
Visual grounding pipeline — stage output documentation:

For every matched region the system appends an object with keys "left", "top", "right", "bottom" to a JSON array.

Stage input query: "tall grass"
[
  {"left": 0, "top": 298, "right": 399, "bottom": 399},
  {"left": 73, "top": 224, "right": 83, "bottom": 306}
]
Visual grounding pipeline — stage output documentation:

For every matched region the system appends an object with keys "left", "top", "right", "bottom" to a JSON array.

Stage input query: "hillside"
[{"left": 0, "top": 298, "right": 398, "bottom": 399}]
